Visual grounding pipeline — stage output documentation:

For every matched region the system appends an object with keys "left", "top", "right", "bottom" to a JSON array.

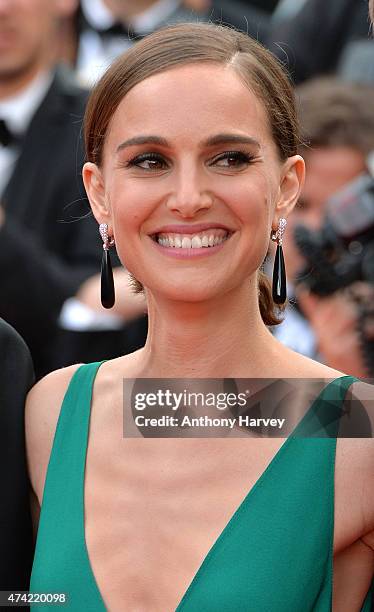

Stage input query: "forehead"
[{"left": 105, "top": 63, "right": 273, "bottom": 152}]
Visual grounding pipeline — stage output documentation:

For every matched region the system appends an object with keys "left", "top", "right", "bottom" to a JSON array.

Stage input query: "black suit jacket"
[
  {"left": 0, "top": 319, "right": 34, "bottom": 597},
  {"left": 209, "top": 0, "right": 270, "bottom": 42},
  {"left": 266, "top": 0, "right": 369, "bottom": 84},
  {"left": 0, "top": 66, "right": 101, "bottom": 378}
]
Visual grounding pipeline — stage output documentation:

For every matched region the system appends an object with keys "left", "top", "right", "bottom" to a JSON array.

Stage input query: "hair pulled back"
[{"left": 84, "top": 22, "right": 301, "bottom": 325}]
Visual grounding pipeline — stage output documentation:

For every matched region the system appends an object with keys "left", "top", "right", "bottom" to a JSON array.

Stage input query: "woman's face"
[{"left": 85, "top": 63, "right": 303, "bottom": 302}]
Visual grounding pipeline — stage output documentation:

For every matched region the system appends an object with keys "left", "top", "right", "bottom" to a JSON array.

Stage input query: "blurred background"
[{"left": 0, "top": 0, "right": 373, "bottom": 380}]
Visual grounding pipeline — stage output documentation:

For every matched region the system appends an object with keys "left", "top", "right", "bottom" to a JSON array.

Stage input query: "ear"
[
  {"left": 272, "top": 154, "right": 305, "bottom": 228},
  {"left": 82, "top": 162, "right": 112, "bottom": 226}
]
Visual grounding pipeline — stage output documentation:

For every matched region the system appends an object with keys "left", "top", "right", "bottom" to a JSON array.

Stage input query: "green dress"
[{"left": 30, "top": 362, "right": 373, "bottom": 611}]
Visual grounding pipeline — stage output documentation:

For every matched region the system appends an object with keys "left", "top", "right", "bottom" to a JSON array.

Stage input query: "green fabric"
[{"left": 30, "top": 363, "right": 373, "bottom": 611}]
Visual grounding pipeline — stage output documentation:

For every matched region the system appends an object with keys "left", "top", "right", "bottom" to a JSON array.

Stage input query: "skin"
[
  {"left": 85, "top": 63, "right": 304, "bottom": 378},
  {"left": 283, "top": 146, "right": 367, "bottom": 282},
  {"left": 104, "top": 0, "right": 211, "bottom": 21},
  {"left": 26, "top": 64, "right": 374, "bottom": 610},
  {"left": 76, "top": 266, "right": 147, "bottom": 319},
  {"left": 104, "top": 0, "right": 160, "bottom": 20},
  {"left": 182, "top": 0, "right": 211, "bottom": 10},
  {"left": 0, "top": 0, "right": 77, "bottom": 226},
  {"left": 77, "top": 0, "right": 210, "bottom": 316},
  {"left": 297, "top": 283, "right": 374, "bottom": 377},
  {"left": 282, "top": 146, "right": 372, "bottom": 376},
  {"left": 0, "top": 0, "right": 77, "bottom": 98},
  {"left": 0, "top": 0, "right": 145, "bottom": 323}
]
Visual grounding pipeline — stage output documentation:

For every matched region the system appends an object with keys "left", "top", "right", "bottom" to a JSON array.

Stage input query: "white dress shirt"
[{"left": 77, "top": 0, "right": 181, "bottom": 86}]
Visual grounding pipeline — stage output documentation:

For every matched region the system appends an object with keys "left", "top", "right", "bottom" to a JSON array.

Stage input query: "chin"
[{"left": 149, "top": 281, "right": 221, "bottom": 303}]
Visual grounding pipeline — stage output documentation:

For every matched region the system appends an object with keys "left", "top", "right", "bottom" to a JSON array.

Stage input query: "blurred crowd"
[{"left": 1, "top": 0, "right": 373, "bottom": 380}]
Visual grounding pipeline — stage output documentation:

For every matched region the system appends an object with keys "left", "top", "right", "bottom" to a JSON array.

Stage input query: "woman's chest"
[
  {"left": 84, "top": 438, "right": 285, "bottom": 610},
  {"left": 82, "top": 436, "right": 368, "bottom": 611}
]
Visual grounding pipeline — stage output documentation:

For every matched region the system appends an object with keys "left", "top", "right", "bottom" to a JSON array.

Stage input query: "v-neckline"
[{"left": 80, "top": 371, "right": 353, "bottom": 611}]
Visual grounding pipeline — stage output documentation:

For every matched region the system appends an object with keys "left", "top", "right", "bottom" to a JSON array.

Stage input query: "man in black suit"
[
  {"left": 0, "top": 0, "right": 101, "bottom": 379},
  {"left": 0, "top": 318, "right": 34, "bottom": 599}
]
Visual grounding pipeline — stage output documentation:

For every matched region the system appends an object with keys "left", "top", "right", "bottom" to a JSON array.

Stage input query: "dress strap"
[
  {"left": 291, "top": 375, "right": 359, "bottom": 438},
  {"left": 44, "top": 361, "right": 104, "bottom": 494},
  {"left": 30, "top": 362, "right": 106, "bottom": 608}
]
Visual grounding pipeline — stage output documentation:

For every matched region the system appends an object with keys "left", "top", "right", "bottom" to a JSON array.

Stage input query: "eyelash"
[{"left": 124, "top": 150, "right": 255, "bottom": 170}]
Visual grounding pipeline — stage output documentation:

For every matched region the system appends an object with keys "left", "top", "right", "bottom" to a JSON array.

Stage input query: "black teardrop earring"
[
  {"left": 271, "top": 218, "right": 287, "bottom": 304},
  {"left": 99, "top": 223, "right": 115, "bottom": 308}
]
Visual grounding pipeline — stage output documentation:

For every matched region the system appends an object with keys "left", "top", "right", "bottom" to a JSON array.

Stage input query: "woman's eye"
[
  {"left": 212, "top": 151, "right": 254, "bottom": 168},
  {"left": 126, "top": 153, "right": 167, "bottom": 170},
  {"left": 125, "top": 150, "right": 254, "bottom": 171}
]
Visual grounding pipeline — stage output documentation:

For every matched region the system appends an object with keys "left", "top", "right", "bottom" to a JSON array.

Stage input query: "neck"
[{"left": 135, "top": 279, "right": 282, "bottom": 378}]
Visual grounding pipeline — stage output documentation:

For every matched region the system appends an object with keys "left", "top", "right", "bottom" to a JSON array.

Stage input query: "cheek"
[
  {"left": 107, "top": 185, "right": 157, "bottom": 273},
  {"left": 246, "top": 171, "right": 279, "bottom": 264},
  {"left": 220, "top": 169, "right": 273, "bottom": 217},
  {"left": 105, "top": 173, "right": 151, "bottom": 230},
  {"left": 111, "top": 211, "right": 140, "bottom": 274},
  {"left": 111, "top": 200, "right": 140, "bottom": 247},
  {"left": 228, "top": 173, "right": 275, "bottom": 246},
  {"left": 225, "top": 179, "right": 274, "bottom": 272}
]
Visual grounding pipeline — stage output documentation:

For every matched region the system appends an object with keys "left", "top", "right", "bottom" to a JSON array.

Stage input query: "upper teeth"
[{"left": 156, "top": 230, "right": 229, "bottom": 249}]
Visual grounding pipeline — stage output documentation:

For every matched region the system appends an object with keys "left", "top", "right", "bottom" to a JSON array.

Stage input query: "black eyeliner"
[{"left": 125, "top": 152, "right": 166, "bottom": 168}]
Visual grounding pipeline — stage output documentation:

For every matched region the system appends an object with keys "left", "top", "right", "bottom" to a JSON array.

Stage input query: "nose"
[{"left": 166, "top": 165, "right": 213, "bottom": 217}]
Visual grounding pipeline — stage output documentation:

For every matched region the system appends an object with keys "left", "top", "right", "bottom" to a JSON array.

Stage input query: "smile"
[
  {"left": 152, "top": 229, "right": 231, "bottom": 249},
  {"left": 149, "top": 229, "right": 234, "bottom": 259}
]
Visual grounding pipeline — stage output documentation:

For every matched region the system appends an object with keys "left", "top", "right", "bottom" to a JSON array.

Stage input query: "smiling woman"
[
  {"left": 26, "top": 22, "right": 373, "bottom": 612},
  {"left": 83, "top": 23, "right": 301, "bottom": 326}
]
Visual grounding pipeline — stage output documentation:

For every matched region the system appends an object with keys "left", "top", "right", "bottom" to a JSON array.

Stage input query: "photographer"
[{"left": 275, "top": 77, "right": 374, "bottom": 377}]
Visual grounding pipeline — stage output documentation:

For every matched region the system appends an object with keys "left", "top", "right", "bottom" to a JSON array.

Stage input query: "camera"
[
  {"left": 293, "top": 172, "right": 374, "bottom": 295},
  {"left": 292, "top": 171, "right": 374, "bottom": 376}
]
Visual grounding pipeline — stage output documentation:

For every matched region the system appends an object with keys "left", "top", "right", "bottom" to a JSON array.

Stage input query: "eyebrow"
[{"left": 116, "top": 133, "right": 261, "bottom": 153}]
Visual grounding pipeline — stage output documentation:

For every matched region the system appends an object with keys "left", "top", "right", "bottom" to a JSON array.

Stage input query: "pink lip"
[
  {"left": 148, "top": 234, "right": 232, "bottom": 258},
  {"left": 148, "top": 223, "right": 234, "bottom": 235}
]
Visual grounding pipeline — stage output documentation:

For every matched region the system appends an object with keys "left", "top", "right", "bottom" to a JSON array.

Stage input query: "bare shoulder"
[
  {"left": 25, "top": 364, "right": 83, "bottom": 504},
  {"left": 278, "top": 345, "right": 350, "bottom": 379}
]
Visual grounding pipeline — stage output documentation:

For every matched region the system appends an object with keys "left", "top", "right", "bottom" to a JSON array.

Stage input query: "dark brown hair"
[{"left": 84, "top": 22, "right": 301, "bottom": 325}]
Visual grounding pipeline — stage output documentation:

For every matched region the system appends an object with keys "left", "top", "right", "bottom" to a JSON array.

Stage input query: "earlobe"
[
  {"left": 82, "top": 162, "right": 111, "bottom": 225},
  {"left": 276, "top": 155, "right": 305, "bottom": 218}
]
